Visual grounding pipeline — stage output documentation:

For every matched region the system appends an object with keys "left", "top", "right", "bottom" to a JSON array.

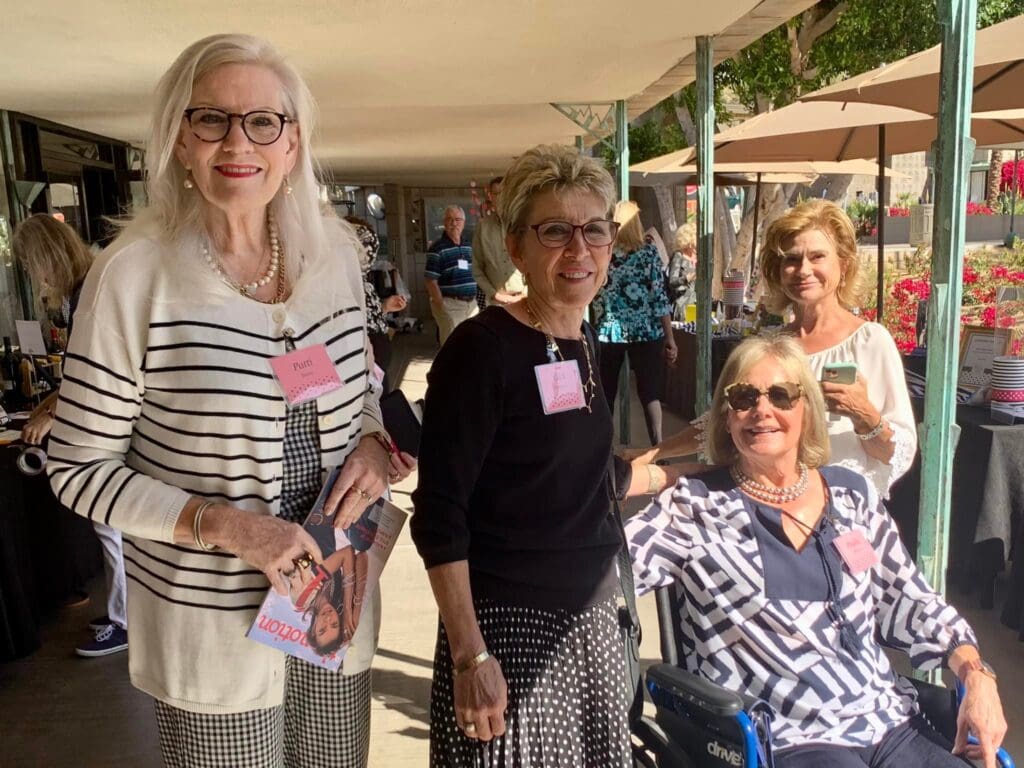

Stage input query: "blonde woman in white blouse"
[{"left": 634, "top": 200, "right": 916, "bottom": 499}]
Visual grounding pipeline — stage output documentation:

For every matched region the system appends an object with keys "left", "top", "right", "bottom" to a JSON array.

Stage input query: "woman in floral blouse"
[{"left": 593, "top": 201, "right": 677, "bottom": 445}]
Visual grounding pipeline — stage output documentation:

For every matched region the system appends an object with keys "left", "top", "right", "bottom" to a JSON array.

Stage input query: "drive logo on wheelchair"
[{"left": 706, "top": 739, "right": 743, "bottom": 766}]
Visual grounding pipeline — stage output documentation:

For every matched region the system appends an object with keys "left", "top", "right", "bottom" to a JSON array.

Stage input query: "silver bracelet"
[
  {"left": 192, "top": 501, "right": 218, "bottom": 551},
  {"left": 855, "top": 418, "right": 886, "bottom": 441}
]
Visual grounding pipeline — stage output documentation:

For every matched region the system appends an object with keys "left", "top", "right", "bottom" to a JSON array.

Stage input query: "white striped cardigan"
[{"left": 47, "top": 221, "right": 385, "bottom": 714}]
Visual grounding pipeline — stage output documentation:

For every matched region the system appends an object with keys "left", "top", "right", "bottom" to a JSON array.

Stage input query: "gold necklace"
[
  {"left": 203, "top": 212, "right": 282, "bottom": 299},
  {"left": 523, "top": 301, "right": 596, "bottom": 413}
]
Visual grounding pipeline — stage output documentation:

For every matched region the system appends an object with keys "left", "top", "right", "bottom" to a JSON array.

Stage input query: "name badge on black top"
[{"left": 534, "top": 360, "right": 586, "bottom": 414}]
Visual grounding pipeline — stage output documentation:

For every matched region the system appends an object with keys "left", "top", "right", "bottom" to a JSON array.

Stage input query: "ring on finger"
[
  {"left": 292, "top": 554, "right": 313, "bottom": 570},
  {"left": 352, "top": 486, "right": 371, "bottom": 500}
]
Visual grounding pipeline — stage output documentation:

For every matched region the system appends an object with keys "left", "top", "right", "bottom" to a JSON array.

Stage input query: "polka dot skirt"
[{"left": 429, "top": 597, "right": 631, "bottom": 768}]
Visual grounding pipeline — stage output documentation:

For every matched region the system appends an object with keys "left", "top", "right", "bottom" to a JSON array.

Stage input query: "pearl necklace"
[
  {"left": 203, "top": 213, "right": 281, "bottom": 296},
  {"left": 730, "top": 461, "right": 809, "bottom": 504},
  {"left": 523, "top": 301, "right": 597, "bottom": 414}
]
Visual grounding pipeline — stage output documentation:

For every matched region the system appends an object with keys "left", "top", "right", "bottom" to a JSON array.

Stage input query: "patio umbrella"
[
  {"left": 630, "top": 156, "right": 905, "bottom": 186},
  {"left": 802, "top": 13, "right": 1024, "bottom": 114},
  {"left": 684, "top": 101, "right": 1024, "bottom": 314}
]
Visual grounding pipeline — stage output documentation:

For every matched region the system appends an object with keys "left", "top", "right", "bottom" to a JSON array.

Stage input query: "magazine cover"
[{"left": 247, "top": 468, "right": 407, "bottom": 670}]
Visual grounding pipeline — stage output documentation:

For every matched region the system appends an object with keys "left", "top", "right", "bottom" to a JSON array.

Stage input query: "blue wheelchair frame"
[{"left": 630, "top": 585, "right": 1014, "bottom": 768}]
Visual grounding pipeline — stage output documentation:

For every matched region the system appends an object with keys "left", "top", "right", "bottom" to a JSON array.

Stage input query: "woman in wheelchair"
[{"left": 625, "top": 333, "right": 1007, "bottom": 768}]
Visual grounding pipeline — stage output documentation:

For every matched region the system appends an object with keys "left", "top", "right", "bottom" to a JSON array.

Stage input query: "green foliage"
[
  {"left": 718, "top": 26, "right": 800, "bottom": 113},
  {"left": 600, "top": 106, "right": 687, "bottom": 170},
  {"left": 714, "top": 0, "right": 1024, "bottom": 114}
]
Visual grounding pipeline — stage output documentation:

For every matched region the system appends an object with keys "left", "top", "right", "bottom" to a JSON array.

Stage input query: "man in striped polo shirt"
[{"left": 425, "top": 205, "right": 478, "bottom": 344}]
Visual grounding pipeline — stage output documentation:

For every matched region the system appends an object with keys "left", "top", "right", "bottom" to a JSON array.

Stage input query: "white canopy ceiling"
[{"left": 2, "top": 1, "right": 814, "bottom": 185}]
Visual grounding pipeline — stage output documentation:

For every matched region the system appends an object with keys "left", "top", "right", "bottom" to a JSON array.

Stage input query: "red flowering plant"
[
  {"left": 864, "top": 246, "right": 1024, "bottom": 354},
  {"left": 1001, "top": 160, "right": 1024, "bottom": 197}
]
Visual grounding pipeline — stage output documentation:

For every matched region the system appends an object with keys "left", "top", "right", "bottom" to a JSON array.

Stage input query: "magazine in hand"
[{"left": 246, "top": 467, "right": 407, "bottom": 670}]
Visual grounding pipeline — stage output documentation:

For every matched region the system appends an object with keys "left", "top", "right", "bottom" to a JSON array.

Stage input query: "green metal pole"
[
  {"left": 575, "top": 135, "right": 585, "bottom": 153},
  {"left": 695, "top": 36, "right": 714, "bottom": 414},
  {"left": 615, "top": 99, "right": 632, "bottom": 443},
  {"left": 917, "top": 0, "right": 977, "bottom": 677}
]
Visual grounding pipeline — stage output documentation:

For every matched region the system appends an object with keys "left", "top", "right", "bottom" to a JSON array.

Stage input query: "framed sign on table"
[{"left": 958, "top": 325, "right": 1005, "bottom": 390}]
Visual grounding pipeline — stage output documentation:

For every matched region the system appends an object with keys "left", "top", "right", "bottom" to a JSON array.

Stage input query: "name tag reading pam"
[
  {"left": 270, "top": 344, "right": 343, "bottom": 405},
  {"left": 833, "top": 529, "right": 880, "bottom": 575},
  {"left": 534, "top": 360, "right": 586, "bottom": 415}
]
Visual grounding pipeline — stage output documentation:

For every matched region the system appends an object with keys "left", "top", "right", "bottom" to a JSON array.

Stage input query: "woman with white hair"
[{"left": 47, "top": 34, "right": 393, "bottom": 767}]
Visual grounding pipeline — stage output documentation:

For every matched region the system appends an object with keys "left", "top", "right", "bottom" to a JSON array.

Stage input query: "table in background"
[
  {"left": 0, "top": 430, "right": 101, "bottom": 661},
  {"left": 662, "top": 330, "right": 741, "bottom": 420},
  {"left": 890, "top": 356, "right": 1024, "bottom": 638}
]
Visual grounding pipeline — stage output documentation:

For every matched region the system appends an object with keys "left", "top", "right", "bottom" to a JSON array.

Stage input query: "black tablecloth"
[
  {"left": 890, "top": 356, "right": 1024, "bottom": 637},
  {"left": 0, "top": 439, "right": 102, "bottom": 661},
  {"left": 662, "top": 331, "right": 742, "bottom": 419}
]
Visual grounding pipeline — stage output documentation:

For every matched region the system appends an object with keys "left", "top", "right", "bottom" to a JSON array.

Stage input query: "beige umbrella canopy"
[
  {"left": 802, "top": 13, "right": 1024, "bottom": 114},
  {"left": 706, "top": 102, "right": 1024, "bottom": 163},
  {"left": 630, "top": 156, "right": 905, "bottom": 186}
]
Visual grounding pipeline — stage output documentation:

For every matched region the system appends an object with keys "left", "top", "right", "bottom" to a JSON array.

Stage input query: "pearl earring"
[
  {"left": 283, "top": 176, "right": 293, "bottom": 195},
  {"left": 183, "top": 171, "right": 194, "bottom": 190}
]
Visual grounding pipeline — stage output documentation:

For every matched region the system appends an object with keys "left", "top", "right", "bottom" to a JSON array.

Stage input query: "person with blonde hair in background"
[
  {"left": 667, "top": 221, "right": 697, "bottom": 319},
  {"left": 14, "top": 213, "right": 131, "bottom": 657},
  {"left": 46, "top": 34, "right": 397, "bottom": 767},
  {"left": 592, "top": 200, "right": 677, "bottom": 446}
]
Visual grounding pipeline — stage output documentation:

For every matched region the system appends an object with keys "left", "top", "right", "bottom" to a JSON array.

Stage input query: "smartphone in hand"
[{"left": 821, "top": 361, "right": 858, "bottom": 385}]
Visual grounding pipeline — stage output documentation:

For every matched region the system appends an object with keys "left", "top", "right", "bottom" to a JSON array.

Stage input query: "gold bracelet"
[
  {"left": 365, "top": 430, "right": 396, "bottom": 456},
  {"left": 452, "top": 649, "right": 491, "bottom": 678},
  {"left": 646, "top": 463, "right": 662, "bottom": 495},
  {"left": 192, "top": 501, "right": 218, "bottom": 552}
]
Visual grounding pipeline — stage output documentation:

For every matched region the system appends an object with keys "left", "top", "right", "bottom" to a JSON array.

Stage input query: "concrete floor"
[{"left": 1, "top": 327, "right": 1021, "bottom": 767}]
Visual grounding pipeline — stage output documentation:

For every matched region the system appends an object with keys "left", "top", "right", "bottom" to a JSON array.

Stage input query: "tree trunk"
[
  {"left": 652, "top": 186, "right": 678, "bottom": 249},
  {"left": 987, "top": 150, "right": 1004, "bottom": 207},
  {"left": 712, "top": 187, "right": 737, "bottom": 299}
]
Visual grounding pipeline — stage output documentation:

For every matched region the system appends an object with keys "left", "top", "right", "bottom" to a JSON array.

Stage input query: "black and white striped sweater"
[{"left": 48, "top": 223, "right": 384, "bottom": 713}]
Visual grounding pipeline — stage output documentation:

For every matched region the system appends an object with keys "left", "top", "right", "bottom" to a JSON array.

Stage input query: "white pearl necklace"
[
  {"left": 203, "top": 214, "right": 281, "bottom": 296},
  {"left": 731, "top": 462, "right": 809, "bottom": 504}
]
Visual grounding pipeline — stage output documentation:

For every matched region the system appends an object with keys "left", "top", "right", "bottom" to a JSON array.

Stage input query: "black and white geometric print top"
[
  {"left": 350, "top": 222, "right": 389, "bottom": 335},
  {"left": 625, "top": 464, "right": 977, "bottom": 751}
]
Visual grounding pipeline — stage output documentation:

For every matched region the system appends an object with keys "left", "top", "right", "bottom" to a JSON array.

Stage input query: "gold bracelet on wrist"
[
  {"left": 365, "top": 430, "right": 396, "bottom": 456},
  {"left": 452, "top": 649, "right": 491, "bottom": 678},
  {"left": 192, "top": 501, "right": 218, "bottom": 552},
  {"left": 645, "top": 463, "right": 661, "bottom": 495}
]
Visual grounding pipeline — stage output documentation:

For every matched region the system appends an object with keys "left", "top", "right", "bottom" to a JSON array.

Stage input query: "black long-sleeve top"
[{"left": 411, "top": 307, "right": 621, "bottom": 611}]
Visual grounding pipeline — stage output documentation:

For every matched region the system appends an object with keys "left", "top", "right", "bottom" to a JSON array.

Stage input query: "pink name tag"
[
  {"left": 833, "top": 529, "right": 879, "bottom": 575},
  {"left": 270, "top": 344, "right": 343, "bottom": 405},
  {"left": 534, "top": 360, "right": 586, "bottom": 415}
]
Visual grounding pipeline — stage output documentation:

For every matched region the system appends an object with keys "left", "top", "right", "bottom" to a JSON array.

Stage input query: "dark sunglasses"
[{"left": 724, "top": 381, "right": 804, "bottom": 411}]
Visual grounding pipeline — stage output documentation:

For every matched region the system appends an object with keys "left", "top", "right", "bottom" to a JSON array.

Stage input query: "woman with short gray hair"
[{"left": 412, "top": 143, "right": 639, "bottom": 767}]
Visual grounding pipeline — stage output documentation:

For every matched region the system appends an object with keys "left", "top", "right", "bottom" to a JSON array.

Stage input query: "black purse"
[
  {"left": 583, "top": 320, "right": 643, "bottom": 719},
  {"left": 607, "top": 453, "right": 644, "bottom": 722}
]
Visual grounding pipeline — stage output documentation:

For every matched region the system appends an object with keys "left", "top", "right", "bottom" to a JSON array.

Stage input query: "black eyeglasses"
[
  {"left": 724, "top": 382, "right": 804, "bottom": 412},
  {"left": 183, "top": 107, "right": 295, "bottom": 145},
  {"left": 527, "top": 220, "right": 619, "bottom": 248}
]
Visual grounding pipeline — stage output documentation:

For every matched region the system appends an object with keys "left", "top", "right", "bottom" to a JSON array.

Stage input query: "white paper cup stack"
[
  {"left": 991, "top": 356, "right": 1024, "bottom": 403},
  {"left": 723, "top": 273, "right": 745, "bottom": 307}
]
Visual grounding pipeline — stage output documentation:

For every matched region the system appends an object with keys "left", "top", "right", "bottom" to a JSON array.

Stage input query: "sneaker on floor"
[
  {"left": 87, "top": 614, "right": 110, "bottom": 631},
  {"left": 75, "top": 625, "right": 128, "bottom": 657}
]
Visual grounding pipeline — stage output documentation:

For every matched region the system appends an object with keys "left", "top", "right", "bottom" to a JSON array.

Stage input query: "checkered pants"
[
  {"left": 153, "top": 364, "right": 371, "bottom": 767},
  {"left": 154, "top": 661, "right": 372, "bottom": 768}
]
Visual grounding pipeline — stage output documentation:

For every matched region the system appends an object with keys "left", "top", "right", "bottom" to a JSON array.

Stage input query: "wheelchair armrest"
[{"left": 647, "top": 663, "right": 744, "bottom": 718}]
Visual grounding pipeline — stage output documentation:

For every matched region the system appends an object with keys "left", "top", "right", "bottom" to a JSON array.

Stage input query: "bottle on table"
[{"left": 2, "top": 337, "right": 19, "bottom": 400}]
